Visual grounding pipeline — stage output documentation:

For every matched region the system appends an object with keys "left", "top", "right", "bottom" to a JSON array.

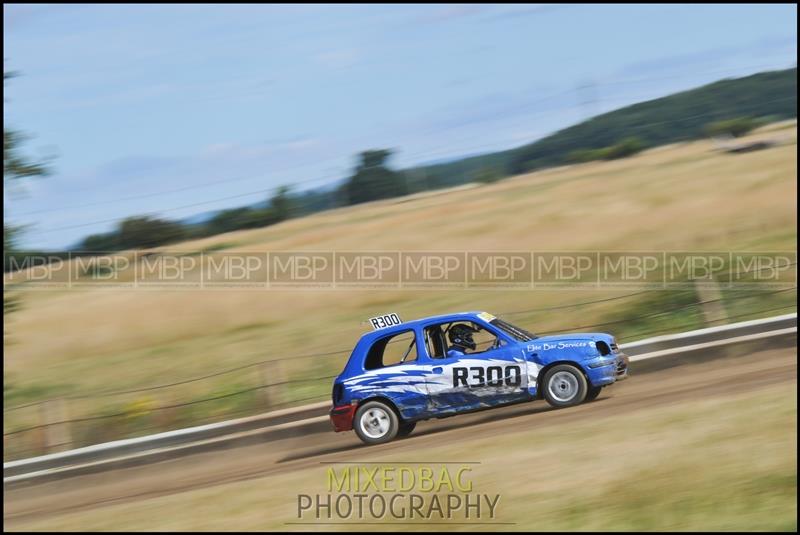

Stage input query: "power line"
[
  {"left": 17, "top": 132, "right": 552, "bottom": 225},
  {"left": 13, "top": 168, "right": 344, "bottom": 218},
  {"left": 31, "top": 90, "right": 797, "bottom": 239},
  {"left": 593, "top": 62, "right": 795, "bottom": 89},
  {"left": 24, "top": 92, "right": 796, "bottom": 238},
  {"left": 16, "top": 63, "right": 795, "bottom": 227}
]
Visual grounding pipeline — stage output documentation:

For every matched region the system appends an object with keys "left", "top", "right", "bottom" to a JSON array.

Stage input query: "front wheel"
[
  {"left": 397, "top": 421, "right": 416, "bottom": 438},
  {"left": 585, "top": 385, "right": 602, "bottom": 402},
  {"left": 543, "top": 365, "right": 588, "bottom": 408},
  {"left": 353, "top": 401, "right": 399, "bottom": 445}
]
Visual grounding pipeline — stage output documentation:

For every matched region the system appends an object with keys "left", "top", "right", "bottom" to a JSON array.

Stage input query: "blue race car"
[{"left": 330, "top": 311, "right": 629, "bottom": 444}]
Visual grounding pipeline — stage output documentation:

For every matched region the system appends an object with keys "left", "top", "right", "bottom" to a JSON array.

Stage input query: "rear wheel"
[
  {"left": 397, "top": 421, "right": 416, "bottom": 438},
  {"left": 353, "top": 401, "right": 399, "bottom": 444},
  {"left": 543, "top": 365, "right": 588, "bottom": 408},
  {"left": 586, "top": 385, "right": 603, "bottom": 402}
]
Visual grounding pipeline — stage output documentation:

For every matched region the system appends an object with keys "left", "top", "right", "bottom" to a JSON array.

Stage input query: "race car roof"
[{"left": 359, "top": 311, "right": 490, "bottom": 341}]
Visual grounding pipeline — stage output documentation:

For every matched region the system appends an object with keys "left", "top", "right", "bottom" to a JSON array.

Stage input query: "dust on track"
[{"left": 4, "top": 346, "right": 797, "bottom": 525}]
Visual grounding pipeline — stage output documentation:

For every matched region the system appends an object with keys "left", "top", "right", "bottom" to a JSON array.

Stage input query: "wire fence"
[
  {"left": 1, "top": 289, "right": 664, "bottom": 413},
  {"left": 4, "top": 263, "right": 795, "bottom": 413},
  {"left": 537, "top": 286, "right": 796, "bottom": 335},
  {"left": 3, "top": 258, "right": 796, "bottom": 464},
  {"left": 621, "top": 302, "right": 799, "bottom": 341},
  {"left": 3, "top": 373, "right": 340, "bottom": 437},
  {"left": 3, "top": 283, "right": 795, "bottom": 460}
]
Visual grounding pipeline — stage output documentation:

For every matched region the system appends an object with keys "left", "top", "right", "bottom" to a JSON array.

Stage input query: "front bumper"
[
  {"left": 586, "top": 352, "right": 629, "bottom": 386},
  {"left": 615, "top": 352, "right": 630, "bottom": 381},
  {"left": 330, "top": 404, "right": 356, "bottom": 432}
]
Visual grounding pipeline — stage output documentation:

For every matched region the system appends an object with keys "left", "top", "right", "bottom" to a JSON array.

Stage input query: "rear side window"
[
  {"left": 364, "top": 330, "right": 418, "bottom": 370},
  {"left": 424, "top": 325, "right": 447, "bottom": 359}
]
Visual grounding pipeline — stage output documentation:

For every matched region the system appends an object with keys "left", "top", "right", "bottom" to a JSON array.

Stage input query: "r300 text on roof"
[{"left": 368, "top": 313, "right": 402, "bottom": 330}]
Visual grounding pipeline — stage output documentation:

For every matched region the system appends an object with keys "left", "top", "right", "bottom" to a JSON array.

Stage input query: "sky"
[{"left": 3, "top": 3, "right": 797, "bottom": 250}]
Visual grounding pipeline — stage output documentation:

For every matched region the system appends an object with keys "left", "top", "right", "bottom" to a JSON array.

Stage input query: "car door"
[
  {"left": 422, "top": 321, "right": 528, "bottom": 415},
  {"left": 345, "top": 328, "right": 432, "bottom": 421}
]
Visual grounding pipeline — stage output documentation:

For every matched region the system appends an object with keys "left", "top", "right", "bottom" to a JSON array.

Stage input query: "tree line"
[{"left": 6, "top": 67, "right": 797, "bottom": 256}]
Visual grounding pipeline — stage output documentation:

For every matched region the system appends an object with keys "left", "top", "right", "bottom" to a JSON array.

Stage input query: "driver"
[{"left": 447, "top": 323, "right": 477, "bottom": 358}]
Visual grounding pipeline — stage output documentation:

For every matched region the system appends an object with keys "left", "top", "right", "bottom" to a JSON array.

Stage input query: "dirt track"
[{"left": 4, "top": 345, "right": 797, "bottom": 527}]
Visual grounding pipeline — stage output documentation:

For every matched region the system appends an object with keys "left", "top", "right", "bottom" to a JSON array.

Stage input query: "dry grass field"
[
  {"left": 7, "top": 364, "right": 796, "bottom": 531},
  {"left": 3, "top": 123, "right": 797, "bottom": 451}
]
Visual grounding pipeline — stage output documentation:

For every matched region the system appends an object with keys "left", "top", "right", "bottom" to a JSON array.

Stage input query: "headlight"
[{"left": 588, "top": 356, "right": 616, "bottom": 368}]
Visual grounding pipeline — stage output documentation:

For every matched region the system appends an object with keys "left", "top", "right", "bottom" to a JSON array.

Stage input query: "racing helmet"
[{"left": 448, "top": 323, "right": 477, "bottom": 351}]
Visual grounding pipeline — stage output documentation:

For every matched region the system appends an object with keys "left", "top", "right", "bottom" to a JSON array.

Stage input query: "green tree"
[
  {"left": 4, "top": 129, "right": 51, "bottom": 181},
  {"left": 81, "top": 232, "right": 120, "bottom": 252},
  {"left": 4, "top": 71, "right": 51, "bottom": 181},
  {"left": 4, "top": 72, "right": 52, "bottom": 249},
  {"left": 116, "top": 216, "right": 187, "bottom": 250},
  {"left": 81, "top": 216, "right": 190, "bottom": 251},
  {"left": 203, "top": 206, "right": 280, "bottom": 236},
  {"left": 345, "top": 149, "right": 407, "bottom": 205},
  {"left": 567, "top": 137, "right": 645, "bottom": 163},
  {"left": 473, "top": 166, "right": 504, "bottom": 184},
  {"left": 603, "top": 137, "right": 645, "bottom": 159},
  {"left": 269, "top": 186, "right": 293, "bottom": 222},
  {"left": 704, "top": 117, "right": 762, "bottom": 138},
  {"left": 4, "top": 70, "right": 53, "bottom": 378}
]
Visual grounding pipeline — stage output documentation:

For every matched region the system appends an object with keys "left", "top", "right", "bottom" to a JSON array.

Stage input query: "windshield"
[{"left": 490, "top": 317, "right": 537, "bottom": 341}]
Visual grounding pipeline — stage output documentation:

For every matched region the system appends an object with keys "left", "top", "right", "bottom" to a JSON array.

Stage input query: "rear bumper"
[{"left": 330, "top": 404, "right": 356, "bottom": 432}]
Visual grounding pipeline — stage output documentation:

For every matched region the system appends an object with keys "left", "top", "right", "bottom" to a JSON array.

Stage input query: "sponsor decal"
[
  {"left": 477, "top": 311, "right": 496, "bottom": 322},
  {"left": 527, "top": 341, "right": 592, "bottom": 351}
]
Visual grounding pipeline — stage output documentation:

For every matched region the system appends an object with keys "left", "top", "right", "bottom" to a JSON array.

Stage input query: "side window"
[
  {"left": 470, "top": 322, "right": 504, "bottom": 353},
  {"left": 364, "top": 330, "right": 418, "bottom": 370},
  {"left": 426, "top": 321, "right": 505, "bottom": 358}
]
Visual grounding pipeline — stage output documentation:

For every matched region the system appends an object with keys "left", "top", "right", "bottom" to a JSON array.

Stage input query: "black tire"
[
  {"left": 542, "top": 364, "right": 588, "bottom": 408},
  {"left": 586, "top": 385, "right": 602, "bottom": 402},
  {"left": 353, "top": 401, "right": 399, "bottom": 445},
  {"left": 397, "top": 421, "right": 416, "bottom": 438}
]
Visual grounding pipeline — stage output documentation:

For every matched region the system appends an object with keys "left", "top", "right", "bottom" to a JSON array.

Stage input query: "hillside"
[
  {"left": 50, "top": 68, "right": 797, "bottom": 254},
  {"left": 411, "top": 67, "right": 797, "bottom": 183}
]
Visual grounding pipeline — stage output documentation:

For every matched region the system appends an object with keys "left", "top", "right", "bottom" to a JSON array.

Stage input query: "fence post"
[
  {"left": 259, "top": 360, "right": 285, "bottom": 410},
  {"left": 154, "top": 392, "right": 176, "bottom": 433},
  {"left": 41, "top": 398, "right": 72, "bottom": 453},
  {"left": 694, "top": 278, "right": 728, "bottom": 325}
]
